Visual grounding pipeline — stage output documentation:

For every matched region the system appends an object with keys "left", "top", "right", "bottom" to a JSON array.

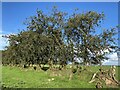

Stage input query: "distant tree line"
[{"left": 2, "top": 6, "right": 118, "bottom": 69}]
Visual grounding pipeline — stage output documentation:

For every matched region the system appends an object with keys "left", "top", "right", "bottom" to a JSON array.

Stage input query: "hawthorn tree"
[
  {"left": 64, "top": 11, "right": 118, "bottom": 65},
  {"left": 2, "top": 6, "right": 68, "bottom": 68},
  {"left": 2, "top": 7, "right": 118, "bottom": 68}
]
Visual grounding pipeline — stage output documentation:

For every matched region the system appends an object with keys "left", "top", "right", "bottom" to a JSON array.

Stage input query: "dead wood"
[{"left": 89, "top": 66, "right": 120, "bottom": 88}]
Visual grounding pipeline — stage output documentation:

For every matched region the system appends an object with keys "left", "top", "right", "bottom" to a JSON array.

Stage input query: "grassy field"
[{"left": 2, "top": 65, "right": 120, "bottom": 88}]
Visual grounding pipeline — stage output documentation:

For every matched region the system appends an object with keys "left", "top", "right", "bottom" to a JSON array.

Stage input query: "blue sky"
[
  {"left": 1, "top": 2, "right": 119, "bottom": 65},
  {"left": 2, "top": 2, "right": 118, "bottom": 34}
]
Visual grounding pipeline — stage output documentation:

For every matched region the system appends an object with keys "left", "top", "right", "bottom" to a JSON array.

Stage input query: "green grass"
[{"left": 2, "top": 65, "right": 120, "bottom": 88}]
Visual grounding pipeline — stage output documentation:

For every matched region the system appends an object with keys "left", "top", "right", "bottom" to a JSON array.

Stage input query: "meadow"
[{"left": 2, "top": 65, "right": 120, "bottom": 88}]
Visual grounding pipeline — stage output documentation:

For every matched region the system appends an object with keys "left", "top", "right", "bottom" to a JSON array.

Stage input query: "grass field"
[{"left": 2, "top": 65, "right": 120, "bottom": 88}]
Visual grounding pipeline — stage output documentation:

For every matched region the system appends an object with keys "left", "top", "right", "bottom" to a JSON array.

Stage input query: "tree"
[
  {"left": 65, "top": 11, "right": 118, "bottom": 65},
  {"left": 2, "top": 6, "right": 68, "bottom": 68},
  {"left": 2, "top": 7, "right": 118, "bottom": 67}
]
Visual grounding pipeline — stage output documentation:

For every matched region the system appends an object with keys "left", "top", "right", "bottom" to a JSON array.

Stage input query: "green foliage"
[
  {"left": 64, "top": 11, "right": 118, "bottom": 65},
  {"left": 2, "top": 7, "right": 118, "bottom": 67}
]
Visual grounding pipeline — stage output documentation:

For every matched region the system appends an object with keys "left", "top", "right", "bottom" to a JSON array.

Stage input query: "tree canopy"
[{"left": 2, "top": 7, "right": 118, "bottom": 66}]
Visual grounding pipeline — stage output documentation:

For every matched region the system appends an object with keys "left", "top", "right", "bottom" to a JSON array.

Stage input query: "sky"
[{"left": 1, "top": 2, "right": 119, "bottom": 65}]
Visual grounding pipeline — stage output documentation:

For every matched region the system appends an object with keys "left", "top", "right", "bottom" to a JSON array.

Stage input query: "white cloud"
[
  {"left": 107, "top": 53, "right": 118, "bottom": 61},
  {"left": 102, "top": 52, "right": 119, "bottom": 66},
  {"left": 0, "top": 31, "right": 18, "bottom": 50},
  {"left": 0, "top": 34, "right": 9, "bottom": 50},
  {"left": 103, "top": 60, "right": 118, "bottom": 66}
]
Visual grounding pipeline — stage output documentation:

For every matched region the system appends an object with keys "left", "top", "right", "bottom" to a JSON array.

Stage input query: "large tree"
[
  {"left": 2, "top": 7, "right": 68, "bottom": 67},
  {"left": 2, "top": 7, "right": 118, "bottom": 67},
  {"left": 64, "top": 11, "right": 118, "bottom": 65}
]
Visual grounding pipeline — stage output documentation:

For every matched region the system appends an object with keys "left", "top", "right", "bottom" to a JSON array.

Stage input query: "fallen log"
[{"left": 89, "top": 66, "right": 120, "bottom": 88}]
